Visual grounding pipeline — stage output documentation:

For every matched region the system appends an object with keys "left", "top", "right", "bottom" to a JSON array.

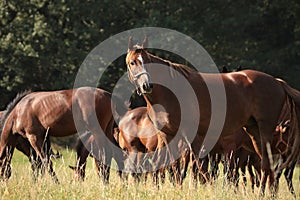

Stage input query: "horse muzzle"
[{"left": 137, "top": 83, "right": 153, "bottom": 95}]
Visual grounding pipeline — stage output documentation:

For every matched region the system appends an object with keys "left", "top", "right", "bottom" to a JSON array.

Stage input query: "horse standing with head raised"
[{"left": 125, "top": 37, "right": 300, "bottom": 194}]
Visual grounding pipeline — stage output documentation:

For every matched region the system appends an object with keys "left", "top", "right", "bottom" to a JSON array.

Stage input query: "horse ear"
[
  {"left": 128, "top": 37, "right": 134, "bottom": 51},
  {"left": 142, "top": 36, "right": 148, "bottom": 48}
]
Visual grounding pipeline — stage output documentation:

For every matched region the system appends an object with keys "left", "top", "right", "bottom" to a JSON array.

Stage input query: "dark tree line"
[{"left": 0, "top": 0, "right": 299, "bottom": 108}]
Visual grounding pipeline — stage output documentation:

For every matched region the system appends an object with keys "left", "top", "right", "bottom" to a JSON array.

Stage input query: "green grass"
[{"left": 0, "top": 148, "right": 299, "bottom": 200}]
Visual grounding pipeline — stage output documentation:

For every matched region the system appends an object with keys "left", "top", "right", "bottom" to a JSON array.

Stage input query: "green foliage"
[
  {"left": 0, "top": 0, "right": 299, "bottom": 144},
  {"left": 1, "top": 0, "right": 299, "bottom": 108}
]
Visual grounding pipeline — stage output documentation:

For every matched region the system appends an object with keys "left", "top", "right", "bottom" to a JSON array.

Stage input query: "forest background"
[{"left": 0, "top": 0, "right": 299, "bottom": 146}]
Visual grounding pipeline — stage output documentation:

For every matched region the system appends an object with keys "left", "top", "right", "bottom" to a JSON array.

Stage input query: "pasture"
[{"left": 0, "top": 148, "right": 298, "bottom": 200}]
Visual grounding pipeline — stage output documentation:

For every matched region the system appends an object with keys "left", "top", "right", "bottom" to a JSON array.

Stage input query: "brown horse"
[
  {"left": 125, "top": 37, "right": 300, "bottom": 194},
  {"left": 113, "top": 106, "right": 189, "bottom": 185},
  {"left": 0, "top": 94, "right": 60, "bottom": 180},
  {"left": 0, "top": 87, "right": 114, "bottom": 183}
]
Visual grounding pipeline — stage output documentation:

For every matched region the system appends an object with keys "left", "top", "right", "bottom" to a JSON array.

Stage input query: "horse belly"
[{"left": 41, "top": 111, "right": 77, "bottom": 137}]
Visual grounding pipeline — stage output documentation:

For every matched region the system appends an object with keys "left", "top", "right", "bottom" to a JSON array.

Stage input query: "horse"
[
  {"left": 0, "top": 87, "right": 115, "bottom": 183},
  {"left": 113, "top": 106, "right": 189, "bottom": 186},
  {"left": 214, "top": 66, "right": 296, "bottom": 193},
  {"left": 69, "top": 130, "right": 124, "bottom": 183},
  {"left": 125, "top": 37, "right": 300, "bottom": 194},
  {"left": 0, "top": 95, "right": 61, "bottom": 180}
]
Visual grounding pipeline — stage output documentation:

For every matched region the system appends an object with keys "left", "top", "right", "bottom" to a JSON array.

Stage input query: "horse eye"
[{"left": 130, "top": 61, "right": 135, "bottom": 66}]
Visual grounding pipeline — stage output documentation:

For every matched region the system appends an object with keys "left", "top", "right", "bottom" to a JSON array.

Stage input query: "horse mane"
[
  {"left": 132, "top": 45, "right": 197, "bottom": 78},
  {"left": 0, "top": 90, "right": 31, "bottom": 135},
  {"left": 146, "top": 51, "right": 197, "bottom": 78}
]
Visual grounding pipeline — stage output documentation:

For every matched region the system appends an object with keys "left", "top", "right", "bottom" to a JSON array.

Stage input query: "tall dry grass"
[{"left": 0, "top": 148, "right": 298, "bottom": 200}]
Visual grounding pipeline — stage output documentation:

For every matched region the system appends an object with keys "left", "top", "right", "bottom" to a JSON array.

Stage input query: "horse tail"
[
  {"left": 0, "top": 90, "right": 31, "bottom": 135},
  {"left": 277, "top": 79, "right": 300, "bottom": 168}
]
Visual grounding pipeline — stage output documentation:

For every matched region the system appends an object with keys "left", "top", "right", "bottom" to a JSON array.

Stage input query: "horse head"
[{"left": 126, "top": 37, "right": 152, "bottom": 95}]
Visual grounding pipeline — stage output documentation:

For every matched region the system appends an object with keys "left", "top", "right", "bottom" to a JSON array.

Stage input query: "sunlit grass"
[{"left": 0, "top": 148, "right": 299, "bottom": 199}]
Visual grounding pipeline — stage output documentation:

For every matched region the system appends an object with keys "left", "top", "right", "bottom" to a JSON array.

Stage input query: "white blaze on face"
[
  {"left": 137, "top": 55, "right": 144, "bottom": 69},
  {"left": 135, "top": 54, "right": 151, "bottom": 94}
]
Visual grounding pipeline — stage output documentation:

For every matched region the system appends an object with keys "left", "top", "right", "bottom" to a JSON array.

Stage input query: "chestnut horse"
[
  {"left": 0, "top": 94, "right": 60, "bottom": 180},
  {"left": 125, "top": 38, "right": 300, "bottom": 194},
  {"left": 0, "top": 87, "right": 114, "bottom": 183},
  {"left": 113, "top": 106, "right": 189, "bottom": 185}
]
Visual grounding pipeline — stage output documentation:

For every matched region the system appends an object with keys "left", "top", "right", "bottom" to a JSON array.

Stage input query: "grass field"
[{"left": 0, "top": 148, "right": 299, "bottom": 200}]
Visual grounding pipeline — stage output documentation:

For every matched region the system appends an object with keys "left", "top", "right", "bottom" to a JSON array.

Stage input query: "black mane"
[{"left": 0, "top": 90, "right": 31, "bottom": 135}]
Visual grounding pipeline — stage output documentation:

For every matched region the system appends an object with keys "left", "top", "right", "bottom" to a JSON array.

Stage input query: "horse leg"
[
  {"left": 0, "top": 134, "right": 19, "bottom": 180},
  {"left": 94, "top": 158, "right": 102, "bottom": 179},
  {"left": 247, "top": 163, "right": 256, "bottom": 192},
  {"left": 97, "top": 147, "right": 111, "bottom": 184},
  {"left": 113, "top": 148, "right": 125, "bottom": 180},
  {"left": 239, "top": 164, "right": 246, "bottom": 188},
  {"left": 257, "top": 123, "right": 277, "bottom": 196},
  {"left": 15, "top": 136, "right": 40, "bottom": 181},
  {"left": 160, "top": 167, "right": 166, "bottom": 184},
  {"left": 224, "top": 150, "right": 236, "bottom": 185},
  {"left": 168, "top": 165, "right": 175, "bottom": 185},
  {"left": 180, "top": 148, "right": 190, "bottom": 182},
  {"left": 69, "top": 141, "right": 89, "bottom": 182},
  {"left": 199, "top": 156, "right": 209, "bottom": 184},
  {"left": 190, "top": 154, "right": 199, "bottom": 186},
  {"left": 0, "top": 146, "right": 15, "bottom": 180},
  {"left": 274, "top": 156, "right": 284, "bottom": 193},
  {"left": 284, "top": 161, "right": 296, "bottom": 196},
  {"left": 209, "top": 153, "right": 219, "bottom": 181},
  {"left": 169, "top": 159, "right": 181, "bottom": 186},
  {"left": 27, "top": 134, "right": 59, "bottom": 184}
]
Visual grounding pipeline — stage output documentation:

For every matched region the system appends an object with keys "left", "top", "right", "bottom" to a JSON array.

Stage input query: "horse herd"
[{"left": 0, "top": 38, "right": 299, "bottom": 196}]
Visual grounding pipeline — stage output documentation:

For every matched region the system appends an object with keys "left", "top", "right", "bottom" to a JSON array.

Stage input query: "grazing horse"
[
  {"left": 113, "top": 106, "right": 189, "bottom": 185},
  {"left": 0, "top": 95, "right": 60, "bottom": 180},
  {"left": 0, "top": 87, "right": 114, "bottom": 183},
  {"left": 125, "top": 37, "right": 300, "bottom": 194}
]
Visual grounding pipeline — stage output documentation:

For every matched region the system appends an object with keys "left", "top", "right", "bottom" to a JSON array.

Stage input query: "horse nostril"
[{"left": 143, "top": 83, "right": 149, "bottom": 91}]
